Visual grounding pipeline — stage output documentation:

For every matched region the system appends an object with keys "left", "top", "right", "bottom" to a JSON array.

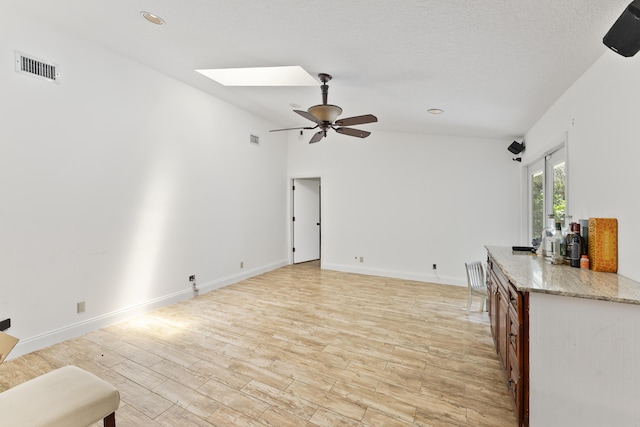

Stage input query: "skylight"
[{"left": 195, "top": 66, "right": 317, "bottom": 86}]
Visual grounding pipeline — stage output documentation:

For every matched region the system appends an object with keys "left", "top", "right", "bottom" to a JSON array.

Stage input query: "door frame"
[{"left": 288, "top": 175, "right": 323, "bottom": 266}]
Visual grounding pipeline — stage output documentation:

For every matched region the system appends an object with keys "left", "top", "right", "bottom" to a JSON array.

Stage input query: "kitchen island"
[{"left": 486, "top": 246, "right": 640, "bottom": 427}]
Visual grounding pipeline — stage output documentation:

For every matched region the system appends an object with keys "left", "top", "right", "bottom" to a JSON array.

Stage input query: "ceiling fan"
[{"left": 270, "top": 73, "right": 378, "bottom": 144}]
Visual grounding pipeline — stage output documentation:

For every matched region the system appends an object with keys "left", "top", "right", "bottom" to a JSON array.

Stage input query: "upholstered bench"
[{"left": 0, "top": 365, "right": 120, "bottom": 426}]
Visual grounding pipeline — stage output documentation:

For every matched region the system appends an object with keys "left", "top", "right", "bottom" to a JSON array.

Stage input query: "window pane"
[
  {"left": 553, "top": 161, "right": 566, "bottom": 223},
  {"left": 531, "top": 171, "right": 544, "bottom": 244}
]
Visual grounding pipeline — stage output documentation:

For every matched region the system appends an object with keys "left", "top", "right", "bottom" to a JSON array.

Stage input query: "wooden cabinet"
[
  {"left": 486, "top": 245, "right": 640, "bottom": 425},
  {"left": 486, "top": 254, "right": 529, "bottom": 427}
]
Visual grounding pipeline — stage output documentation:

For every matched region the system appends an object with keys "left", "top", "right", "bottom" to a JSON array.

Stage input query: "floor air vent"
[{"left": 15, "top": 51, "right": 60, "bottom": 83}]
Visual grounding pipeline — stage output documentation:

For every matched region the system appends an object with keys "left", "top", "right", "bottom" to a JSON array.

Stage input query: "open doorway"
[{"left": 291, "top": 178, "right": 321, "bottom": 264}]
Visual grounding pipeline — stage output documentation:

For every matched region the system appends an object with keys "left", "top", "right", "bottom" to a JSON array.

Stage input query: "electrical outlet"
[
  {"left": 432, "top": 264, "right": 437, "bottom": 270},
  {"left": 189, "top": 275, "right": 195, "bottom": 282},
  {"left": 359, "top": 256, "right": 364, "bottom": 263},
  {"left": 77, "top": 301, "right": 86, "bottom": 313},
  {"left": 240, "top": 261, "right": 244, "bottom": 269}
]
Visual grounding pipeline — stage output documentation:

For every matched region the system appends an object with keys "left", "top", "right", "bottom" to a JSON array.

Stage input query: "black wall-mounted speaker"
[
  {"left": 508, "top": 141, "right": 525, "bottom": 155},
  {"left": 603, "top": 0, "right": 640, "bottom": 57}
]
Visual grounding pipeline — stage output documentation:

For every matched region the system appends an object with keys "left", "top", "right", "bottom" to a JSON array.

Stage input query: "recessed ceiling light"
[
  {"left": 289, "top": 103, "right": 301, "bottom": 108},
  {"left": 141, "top": 11, "right": 165, "bottom": 25},
  {"left": 195, "top": 66, "right": 318, "bottom": 86},
  {"left": 427, "top": 108, "right": 444, "bottom": 115}
]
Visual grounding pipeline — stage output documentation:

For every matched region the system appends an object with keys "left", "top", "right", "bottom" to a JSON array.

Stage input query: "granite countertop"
[{"left": 485, "top": 246, "right": 640, "bottom": 305}]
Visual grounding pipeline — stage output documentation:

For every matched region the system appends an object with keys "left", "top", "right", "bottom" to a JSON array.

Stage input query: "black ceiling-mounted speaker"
[
  {"left": 603, "top": 0, "right": 640, "bottom": 57},
  {"left": 508, "top": 141, "right": 525, "bottom": 155}
]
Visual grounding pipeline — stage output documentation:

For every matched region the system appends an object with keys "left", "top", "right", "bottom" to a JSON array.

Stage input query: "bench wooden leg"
[{"left": 104, "top": 412, "right": 116, "bottom": 427}]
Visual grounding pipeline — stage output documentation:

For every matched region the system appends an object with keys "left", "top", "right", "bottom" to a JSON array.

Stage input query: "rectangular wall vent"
[
  {"left": 250, "top": 134, "right": 260, "bottom": 145},
  {"left": 15, "top": 51, "right": 60, "bottom": 83}
]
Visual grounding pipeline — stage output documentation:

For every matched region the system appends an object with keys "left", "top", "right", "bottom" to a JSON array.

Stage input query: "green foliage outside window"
[
  {"left": 553, "top": 162, "right": 566, "bottom": 223},
  {"left": 531, "top": 172, "right": 543, "bottom": 241}
]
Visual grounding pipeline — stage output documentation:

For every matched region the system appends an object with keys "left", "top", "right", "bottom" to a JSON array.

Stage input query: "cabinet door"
[
  {"left": 508, "top": 311, "right": 522, "bottom": 368},
  {"left": 488, "top": 273, "right": 499, "bottom": 346},
  {"left": 507, "top": 346, "right": 522, "bottom": 419},
  {"left": 498, "top": 287, "right": 509, "bottom": 369}
]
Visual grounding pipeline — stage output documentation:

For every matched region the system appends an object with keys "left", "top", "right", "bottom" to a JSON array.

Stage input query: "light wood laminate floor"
[{"left": 0, "top": 262, "right": 516, "bottom": 426}]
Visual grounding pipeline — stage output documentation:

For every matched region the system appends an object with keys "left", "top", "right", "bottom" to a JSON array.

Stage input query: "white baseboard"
[
  {"left": 197, "top": 260, "right": 288, "bottom": 295},
  {"left": 322, "top": 262, "right": 466, "bottom": 287},
  {"left": 9, "top": 259, "right": 288, "bottom": 360}
]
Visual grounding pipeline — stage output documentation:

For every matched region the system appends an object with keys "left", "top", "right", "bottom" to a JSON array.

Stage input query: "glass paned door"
[
  {"left": 528, "top": 158, "right": 544, "bottom": 246},
  {"left": 527, "top": 146, "right": 567, "bottom": 246}
]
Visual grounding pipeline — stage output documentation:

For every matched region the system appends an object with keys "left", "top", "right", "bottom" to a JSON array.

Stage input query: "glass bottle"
[
  {"left": 564, "top": 215, "right": 572, "bottom": 238},
  {"left": 561, "top": 220, "right": 568, "bottom": 258},
  {"left": 565, "top": 221, "right": 577, "bottom": 263},
  {"left": 569, "top": 223, "right": 583, "bottom": 268},
  {"left": 541, "top": 214, "right": 555, "bottom": 260},
  {"left": 551, "top": 221, "right": 564, "bottom": 264}
]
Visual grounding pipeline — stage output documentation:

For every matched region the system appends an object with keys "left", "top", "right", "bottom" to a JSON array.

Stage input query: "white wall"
[
  {"left": 0, "top": 5, "right": 288, "bottom": 357},
  {"left": 288, "top": 130, "right": 521, "bottom": 285},
  {"left": 523, "top": 51, "right": 640, "bottom": 282},
  {"left": 0, "top": 2, "right": 531, "bottom": 360}
]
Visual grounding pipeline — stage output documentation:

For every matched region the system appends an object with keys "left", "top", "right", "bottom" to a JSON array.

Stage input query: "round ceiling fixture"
[
  {"left": 141, "top": 11, "right": 165, "bottom": 25},
  {"left": 427, "top": 108, "right": 444, "bottom": 115}
]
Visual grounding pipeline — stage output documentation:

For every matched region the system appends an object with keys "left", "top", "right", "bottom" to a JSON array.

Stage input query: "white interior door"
[{"left": 292, "top": 178, "right": 320, "bottom": 263}]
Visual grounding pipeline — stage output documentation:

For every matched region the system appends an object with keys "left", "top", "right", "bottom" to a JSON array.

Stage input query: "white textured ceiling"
[{"left": 7, "top": 0, "right": 630, "bottom": 139}]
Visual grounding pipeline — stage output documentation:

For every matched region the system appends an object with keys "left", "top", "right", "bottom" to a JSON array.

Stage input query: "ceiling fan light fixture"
[
  {"left": 308, "top": 104, "right": 342, "bottom": 122},
  {"left": 269, "top": 73, "right": 377, "bottom": 144}
]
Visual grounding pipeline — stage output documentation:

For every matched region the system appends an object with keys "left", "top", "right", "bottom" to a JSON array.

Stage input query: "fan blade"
[
  {"left": 334, "top": 114, "right": 377, "bottom": 127},
  {"left": 309, "top": 131, "right": 324, "bottom": 144},
  {"left": 294, "top": 110, "right": 322, "bottom": 125},
  {"left": 269, "top": 125, "right": 317, "bottom": 132},
  {"left": 335, "top": 127, "right": 371, "bottom": 138}
]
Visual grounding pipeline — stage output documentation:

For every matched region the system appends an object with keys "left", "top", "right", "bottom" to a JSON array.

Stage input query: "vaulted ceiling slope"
[{"left": 7, "top": 0, "right": 630, "bottom": 139}]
